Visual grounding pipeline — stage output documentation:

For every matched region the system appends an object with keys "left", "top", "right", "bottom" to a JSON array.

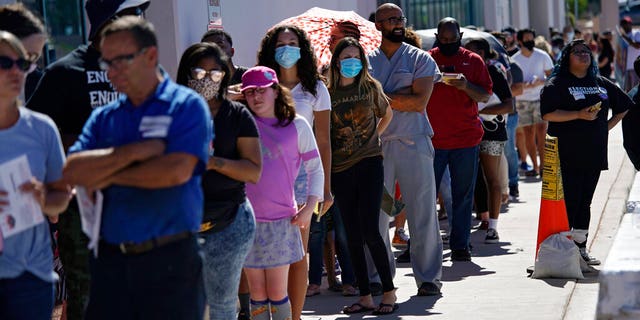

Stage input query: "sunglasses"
[
  {"left": 190, "top": 68, "right": 225, "bottom": 82},
  {"left": 0, "top": 56, "right": 34, "bottom": 72},
  {"left": 98, "top": 48, "right": 147, "bottom": 70},
  {"left": 243, "top": 87, "right": 268, "bottom": 97}
]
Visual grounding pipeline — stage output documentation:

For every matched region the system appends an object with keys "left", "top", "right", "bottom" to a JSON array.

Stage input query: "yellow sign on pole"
[{"left": 541, "top": 135, "right": 564, "bottom": 201}]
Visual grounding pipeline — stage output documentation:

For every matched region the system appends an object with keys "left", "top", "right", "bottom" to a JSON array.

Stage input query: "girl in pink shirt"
[{"left": 242, "top": 66, "right": 323, "bottom": 320}]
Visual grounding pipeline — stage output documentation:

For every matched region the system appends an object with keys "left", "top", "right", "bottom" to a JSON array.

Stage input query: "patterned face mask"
[{"left": 188, "top": 77, "right": 221, "bottom": 101}]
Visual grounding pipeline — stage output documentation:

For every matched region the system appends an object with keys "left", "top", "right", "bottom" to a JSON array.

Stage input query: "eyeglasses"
[
  {"left": 98, "top": 48, "right": 147, "bottom": 70},
  {"left": 190, "top": 68, "right": 225, "bottom": 82},
  {"left": 0, "top": 56, "right": 34, "bottom": 72},
  {"left": 243, "top": 87, "right": 268, "bottom": 97},
  {"left": 377, "top": 16, "right": 407, "bottom": 25}
]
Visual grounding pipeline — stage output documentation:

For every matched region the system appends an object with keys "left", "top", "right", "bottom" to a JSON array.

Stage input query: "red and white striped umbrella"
[{"left": 274, "top": 7, "right": 381, "bottom": 68}]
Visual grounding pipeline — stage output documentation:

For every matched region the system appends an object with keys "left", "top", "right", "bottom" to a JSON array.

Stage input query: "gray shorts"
[
  {"left": 244, "top": 217, "right": 305, "bottom": 269},
  {"left": 516, "top": 100, "right": 544, "bottom": 127}
]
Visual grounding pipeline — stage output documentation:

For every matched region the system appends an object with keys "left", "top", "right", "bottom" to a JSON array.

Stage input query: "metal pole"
[{"left": 574, "top": 0, "right": 578, "bottom": 23}]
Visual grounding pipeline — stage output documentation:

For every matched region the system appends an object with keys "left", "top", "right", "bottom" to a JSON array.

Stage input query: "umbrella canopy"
[
  {"left": 274, "top": 7, "right": 381, "bottom": 68},
  {"left": 416, "top": 27, "right": 509, "bottom": 67}
]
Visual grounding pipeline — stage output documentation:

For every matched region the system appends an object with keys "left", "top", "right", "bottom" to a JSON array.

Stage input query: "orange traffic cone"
[{"left": 535, "top": 135, "right": 570, "bottom": 257}]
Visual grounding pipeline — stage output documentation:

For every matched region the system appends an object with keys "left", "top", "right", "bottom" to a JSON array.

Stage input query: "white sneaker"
[{"left": 579, "top": 247, "right": 601, "bottom": 265}]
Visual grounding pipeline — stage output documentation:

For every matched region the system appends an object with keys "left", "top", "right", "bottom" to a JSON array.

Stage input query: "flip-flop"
[
  {"left": 342, "top": 303, "right": 375, "bottom": 314},
  {"left": 372, "top": 303, "right": 399, "bottom": 315}
]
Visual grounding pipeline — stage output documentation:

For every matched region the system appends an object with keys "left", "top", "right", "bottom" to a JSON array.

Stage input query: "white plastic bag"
[
  {"left": 532, "top": 232, "right": 584, "bottom": 279},
  {"left": 477, "top": 93, "right": 500, "bottom": 121}
]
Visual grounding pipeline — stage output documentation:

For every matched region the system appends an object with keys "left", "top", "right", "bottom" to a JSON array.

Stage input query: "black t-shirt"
[
  {"left": 26, "top": 45, "right": 119, "bottom": 139},
  {"left": 201, "top": 99, "right": 259, "bottom": 231},
  {"left": 482, "top": 63, "right": 512, "bottom": 141},
  {"left": 230, "top": 65, "right": 248, "bottom": 85},
  {"left": 598, "top": 46, "right": 613, "bottom": 78},
  {"left": 540, "top": 74, "right": 631, "bottom": 170}
]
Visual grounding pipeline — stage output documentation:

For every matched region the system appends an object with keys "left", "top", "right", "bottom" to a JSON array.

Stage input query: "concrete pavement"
[{"left": 301, "top": 124, "right": 636, "bottom": 320}]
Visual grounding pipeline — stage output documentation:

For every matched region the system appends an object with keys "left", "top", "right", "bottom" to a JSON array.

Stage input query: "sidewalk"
[{"left": 302, "top": 124, "right": 636, "bottom": 320}]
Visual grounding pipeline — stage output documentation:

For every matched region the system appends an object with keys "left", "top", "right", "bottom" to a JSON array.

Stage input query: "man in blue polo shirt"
[{"left": 63, "top": 17, "right": 212, "bottom": 319}]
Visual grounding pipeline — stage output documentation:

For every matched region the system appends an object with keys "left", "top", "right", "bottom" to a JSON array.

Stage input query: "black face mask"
[
  {"left": 522, "top": 40, "right": 535, "bottom": 51},
  {"left": 438, "top": 40, "right": 461, "bottom": 56}
]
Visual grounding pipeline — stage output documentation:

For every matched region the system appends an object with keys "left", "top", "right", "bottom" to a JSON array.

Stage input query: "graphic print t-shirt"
[
  {"left": 27, "top": 45, "right": 120, "bottom": 138},
  {"left": 330, "top": 83, "right": 388, "bottom": 172},
  {"left": 540, "top": 75, "right": 631, "bottom": 169}
]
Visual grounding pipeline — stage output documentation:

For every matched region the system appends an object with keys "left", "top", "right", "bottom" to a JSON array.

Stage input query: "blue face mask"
[
  {"left": 339, "top": 58, "right": 363, "bottom": 79},
  {"left": 275, "top": 45, "right": 301, "bottom": 69}
]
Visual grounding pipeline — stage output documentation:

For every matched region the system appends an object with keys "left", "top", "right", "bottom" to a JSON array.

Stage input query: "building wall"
[
  {"left": 528, "top": 0, "right": 565, "bottom": 38},
  {"left": 483, "top": 0, "right": 511, "bottom": 31},
  {"left": 147, "top": 0, "right": 378, "bottom": 78}
]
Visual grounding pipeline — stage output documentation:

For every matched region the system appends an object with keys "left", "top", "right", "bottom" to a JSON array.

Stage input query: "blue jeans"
[
  {"left": 308, "top": 205, "right": 355, "bottom": 286},
  {"left": 434, "top": 146, "right": 479, "bottom": 251},
  {"left": 201, "top": 200, "right": 256, "bottom": 320},
  {"left": 87, "top": 236, "right": 206, "bottom": 320},
  {"left": 439, "top": 165, "right": 453, "bottom": 229},
  {"left": 505, "top": 113, "right": 519, "bottom": 187},
  {"left": 0, "top": 272, "right": 54, "bottom": 320}
]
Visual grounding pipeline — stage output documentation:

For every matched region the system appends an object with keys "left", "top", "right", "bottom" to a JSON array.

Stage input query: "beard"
[{"left": 383, "top": 28, "right": 405, "bottom": 43}]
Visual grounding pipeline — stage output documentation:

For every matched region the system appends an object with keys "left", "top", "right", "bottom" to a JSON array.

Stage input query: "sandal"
[
  {"left": 342, "top": 284, "right": 358, "bottom": 297},
  {"left": 372, "top": 303, "right": 399, "bottom": 315},
  {"left": 305, "top": 284, "right": 321, "bottom": 297},
  {"left": 342, "top": 302, "right": 375, "bottom": 314}
]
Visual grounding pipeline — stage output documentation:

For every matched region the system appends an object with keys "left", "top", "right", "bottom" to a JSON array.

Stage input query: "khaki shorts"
[{"left": 516, "top": 100, "right": 544, "bottom": 127}]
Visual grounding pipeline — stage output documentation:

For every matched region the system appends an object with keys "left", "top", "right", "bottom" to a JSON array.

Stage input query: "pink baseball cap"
[{"left": 241, "top": 66, "right": 279, "bottom": 92}]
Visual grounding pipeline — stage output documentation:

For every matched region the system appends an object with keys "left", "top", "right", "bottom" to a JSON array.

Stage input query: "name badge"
[{"left": 139, "top": 116, "right": 172, "bottom": 138}]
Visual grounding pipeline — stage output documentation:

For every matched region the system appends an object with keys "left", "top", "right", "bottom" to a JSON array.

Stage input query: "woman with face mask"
[
  {"left": 176, "top": 42, "right": 262, "bottom": 320},
  {"left": 257, "top": 25, "right": 333, "bottom": 320},
  {"left": 326, "top": 37, "right": 397, "bottom": 315}
]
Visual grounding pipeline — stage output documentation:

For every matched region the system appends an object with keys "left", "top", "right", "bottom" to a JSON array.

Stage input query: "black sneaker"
[
  {"left": 396, "top": 248, "right": 411, "bottom": 263},
  {"left": 417, "top": 282, "right": 441, "bottom": 296},
  {"left": 579, "top": 247, "right": 601, "bottom": 265},
  {"left": 485, "top": 228, "right": 499, "bottom": 244},
  {"left": 509, "top": 185, "right": 519, "bottom": 201},
  {"left": 451, "top": 248, "right": 471, "bottom": 261}
]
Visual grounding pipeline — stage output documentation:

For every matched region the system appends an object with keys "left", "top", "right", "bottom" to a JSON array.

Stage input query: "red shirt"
[{"left": 427, "top": 47, "right": 493, "bottom": 149}]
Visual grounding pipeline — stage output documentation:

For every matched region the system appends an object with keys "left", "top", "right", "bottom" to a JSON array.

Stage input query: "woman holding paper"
[
  {"left": 0, "top": 31, "right": 71, "bottom": 319},
  {"left": 541, "top": 39, "right": 630, "bottom": 266}
]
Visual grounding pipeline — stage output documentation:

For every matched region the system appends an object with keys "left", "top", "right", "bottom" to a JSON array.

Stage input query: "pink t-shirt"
[{"left": 246, "top": 116, "right": 323, "bottom": 222}]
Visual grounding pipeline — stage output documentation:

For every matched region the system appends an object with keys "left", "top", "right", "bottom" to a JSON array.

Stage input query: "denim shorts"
[
  {"left": 200, "top": 200, "right": 255, "bottom": 320},
  {"left": 244, "top": 217, "right": 304, "bottom": 269}
]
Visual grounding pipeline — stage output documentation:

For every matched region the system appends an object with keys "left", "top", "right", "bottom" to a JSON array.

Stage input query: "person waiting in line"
[
  {"left": 512, "top": 28, "right": 554, "bottom": 177},
  {"left": 307, "top": 19, "right": 358, "bottom": 299},
  {"left": 465, "top": 38, "right": 514, "bottom": 244},
  {"left": 540, "top": 39, "right": 630, "bottom": 265},
  {"left": 177, "top": 42, "right": 262, "bottom": 320},
  {"left": 327, "top": 37, "right": 396, "bottom": 315},
  {"left": 241, "top": 66, "right": 323, "bottom": 320},
  {"left": 427, "top": 17, "right": 492, "bottom": 262},
  {"left": 0, "top": 30, "right": 72, "bottom": 320},
  {"left": 257, "top": 25, "right": 333, "bottom": 320},
  {"left": 0, "top": 3, "right": 47, "bottom": 101}
]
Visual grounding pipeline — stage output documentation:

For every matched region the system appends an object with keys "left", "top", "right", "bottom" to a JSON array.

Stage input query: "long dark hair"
[
  {"left": 257, "top": 25, "right": 320, "bottom": 96},
  {"left": 176, "top": 42, "right": 231, "bottom": 100},
  {"left": 550, "top": 39, "right": 598, "bottom": 79}
]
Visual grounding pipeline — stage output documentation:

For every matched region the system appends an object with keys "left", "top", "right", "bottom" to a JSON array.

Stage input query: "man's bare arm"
[
  {"left": 387, "top": 77, "right": 434, "bottom": 113},
  {"left": 63, "top": 139, "right": 165, "bottom": 188},
  {"left": 107, "top": 153, "right": 199, "bottom": 189}
]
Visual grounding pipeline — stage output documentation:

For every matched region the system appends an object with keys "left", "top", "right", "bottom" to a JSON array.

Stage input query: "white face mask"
[{"left": 188, "top": 77, "right": 221, "bottom": 101}]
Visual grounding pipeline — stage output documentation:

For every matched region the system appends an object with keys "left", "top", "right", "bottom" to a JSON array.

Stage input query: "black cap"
[{"left": 85, "top": 0, "right": 150, "bottom": 40}]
